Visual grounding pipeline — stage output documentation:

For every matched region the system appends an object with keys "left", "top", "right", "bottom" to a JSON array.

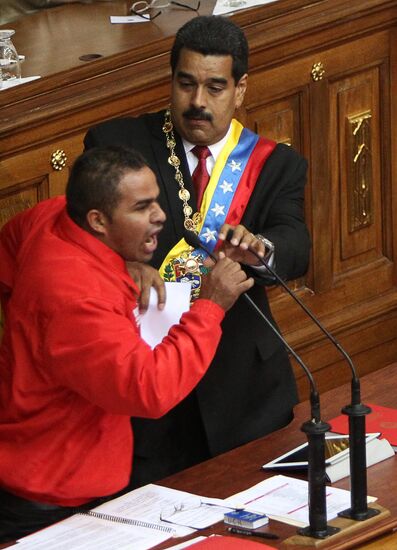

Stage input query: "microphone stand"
[
  {"left": 242, "top": 235, "right": 379, "bottom": 521},
  {"left": 184, "top": 230, "right": 339, "bottom": 538}
]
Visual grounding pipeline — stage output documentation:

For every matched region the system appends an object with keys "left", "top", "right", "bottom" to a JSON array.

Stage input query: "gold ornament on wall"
[
  {"left": 50, "top": 149, "right": 67, "bottom": 171},
  {"left": 347, "top": 111, "right": 372, "bottom": 231},
  {"left": 311, "top": 62, "right": 325, "bottom": 81}
]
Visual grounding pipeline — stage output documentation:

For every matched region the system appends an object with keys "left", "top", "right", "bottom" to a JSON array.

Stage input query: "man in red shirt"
[{"left": 0, "top": 145, "right": 253, "bottom": 542}]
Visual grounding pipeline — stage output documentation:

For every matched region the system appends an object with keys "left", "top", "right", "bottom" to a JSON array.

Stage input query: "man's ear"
[
  {"left": 235, "top": 73, "right": 248, "bottom": 109},
  {"left": 86, "top": 209, "right": 108, "bottom": 236}
]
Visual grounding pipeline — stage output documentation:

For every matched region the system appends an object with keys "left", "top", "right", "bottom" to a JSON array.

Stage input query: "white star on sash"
[
  {"left": 228, "top": 159, "right": 242, "bottom": 172},
  {"left": 220, "top": 180, "right": 233, "bottom": 194},
  {"left": 202, "top": 228, "right": 217, "bottom": 243},
  {"left": 211, "top": 203, "right": 225, "bottom": 217}
]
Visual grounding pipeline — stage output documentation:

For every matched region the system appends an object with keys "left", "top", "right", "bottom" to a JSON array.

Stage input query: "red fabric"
[
  {"left": 0, "top": 197, "right": 224, "bottom": 506},
  {"left": 188, "top": 536, "right": 275, "bottom": 549},
  {"left": 192, "top": 145, "right": 211, "bottom": 208},
  {"left": 223, "top": 137, "right": 277, "bottom": 228},
  {"left": 329, "top": 403, "right": 397, "bottom": 446}
]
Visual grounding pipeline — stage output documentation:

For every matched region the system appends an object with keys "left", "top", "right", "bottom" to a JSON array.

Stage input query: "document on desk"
[
  {"left": 16, "top": 484, "right": 230, "bottom": 548},
  {"left": 140, "top": 282, "right": 191, "bottom": 348},
  {"left": 213, "top": 0, "right": 277, "bottom": 16},
  {"left": 224, "top": 474, "right": 377, "bottom": 527}
]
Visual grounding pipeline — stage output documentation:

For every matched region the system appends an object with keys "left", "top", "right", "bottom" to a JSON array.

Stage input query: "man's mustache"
[{"left": 183, "top": 108, "right": 213, "bottom": 122}]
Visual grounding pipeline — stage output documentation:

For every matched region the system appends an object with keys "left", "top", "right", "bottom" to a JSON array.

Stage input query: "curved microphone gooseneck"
[
  {"left": 227, "top": 229, "right": 379, "bottom": 521},
  {"left": 184, "top": 229, "right": 339, "bottom": 538}
]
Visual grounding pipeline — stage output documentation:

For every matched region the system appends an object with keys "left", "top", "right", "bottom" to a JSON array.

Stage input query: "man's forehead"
[
  {"left": 119, "top": 167, "right": 158, "bottom": 196},
  {"left": 176, "top": 49, "right": 234, "bottom": 77}
]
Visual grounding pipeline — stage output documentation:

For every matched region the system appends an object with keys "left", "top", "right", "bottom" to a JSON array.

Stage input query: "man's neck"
[{"left": 183, "top": 125, "right": 232, "bottom": 175}]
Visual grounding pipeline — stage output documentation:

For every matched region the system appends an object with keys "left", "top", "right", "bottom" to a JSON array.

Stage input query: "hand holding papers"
[{"left": 140, "top": 282, "right": 191, "bottom": 348}]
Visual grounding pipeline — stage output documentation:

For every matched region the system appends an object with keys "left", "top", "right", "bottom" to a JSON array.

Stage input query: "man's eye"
[
  {"left": 208, "top": 86, "right": 223, "bottom": 94},
  {"left": 179, "top": 81, "right": 194, "bottom": 89},
  {"left": 136, "top": 203, "right": 150, "bottom": 211}
]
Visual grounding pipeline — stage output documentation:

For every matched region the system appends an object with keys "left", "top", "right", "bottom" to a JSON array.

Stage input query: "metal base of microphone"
[
  {"left": 337, "top": 505, "right": 381, "bottom": 521},
  {"left": 337, "top": 400, "right": 377, "bottom": 521},
  {"left": 299, "top": 417, "right": 341, "bottom": 539},
  {"left": 284, "top": 503, "right": 390, "bottom": 546},
  {"left": 297, "top": 524, "right": 340, "bottom": 539}
]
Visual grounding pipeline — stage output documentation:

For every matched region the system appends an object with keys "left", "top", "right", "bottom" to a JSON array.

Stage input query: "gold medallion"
[{"left": 179, "top": 189, "right": 190, "bottom": 201}]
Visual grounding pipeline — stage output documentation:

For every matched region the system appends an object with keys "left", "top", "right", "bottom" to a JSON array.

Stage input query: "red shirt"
[{"left": 0, "top": 197, "right": 224, "bottom": 506}]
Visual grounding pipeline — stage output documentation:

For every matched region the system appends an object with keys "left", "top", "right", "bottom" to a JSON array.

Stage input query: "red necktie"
[{"left": 191, "top": 145, "right": 211, "bottom": 208}]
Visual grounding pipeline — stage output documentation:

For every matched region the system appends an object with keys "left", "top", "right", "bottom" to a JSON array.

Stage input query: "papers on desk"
[
  {"left": 16, "top": 484, "right": 231, "bottom": 549},
  {"left": 0, "top": 76, "right": 40, "bottom": 90},
  {"left": 213, "top": 0, "right": 278, "bottom": 16},
  {"left": 110, "top": 15, "right": 151, "bottom": 23},
  {"left": 224, "top": 474, "right": 376, "bottom": 527}
]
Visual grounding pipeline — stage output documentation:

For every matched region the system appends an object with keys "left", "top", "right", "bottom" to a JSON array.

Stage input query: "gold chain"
[{"left": 162, "top": 109, "right": 202, "bottom": 233}]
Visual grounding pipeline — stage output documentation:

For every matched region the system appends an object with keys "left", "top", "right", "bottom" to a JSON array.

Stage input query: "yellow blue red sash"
[{"left": 161, "top": 119, "right": 276, "bottom": 298}]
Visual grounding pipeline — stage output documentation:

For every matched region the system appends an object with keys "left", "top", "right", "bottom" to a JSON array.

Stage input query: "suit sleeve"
[{"left": 245, "top": 144, "right": 311, "bottom": 283}]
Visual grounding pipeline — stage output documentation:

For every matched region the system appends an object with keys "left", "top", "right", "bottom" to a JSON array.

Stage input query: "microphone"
[
  {"left": 230, "top": 229, "right": 379, "bottom": 521},
  {"left": 184, "top": 229, "right": 339, "bottom": 539}
]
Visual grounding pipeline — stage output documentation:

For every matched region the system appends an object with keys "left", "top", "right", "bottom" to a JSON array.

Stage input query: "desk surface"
[
  {"left": 1, "top": 364, "right": 396, "bottom": 549},
  {"left": 155, "top": 363, "right": 397, "bottom": 549}
]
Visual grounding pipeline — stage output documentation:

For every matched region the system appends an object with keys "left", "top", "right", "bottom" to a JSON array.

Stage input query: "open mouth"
[{"left": 143, "top": 230, "right": 161, "bottom": 254}]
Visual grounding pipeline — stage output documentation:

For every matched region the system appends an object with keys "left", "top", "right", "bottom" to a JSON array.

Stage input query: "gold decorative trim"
[{"left": 347, "top": 111, "right": 372, "bottom": 232}]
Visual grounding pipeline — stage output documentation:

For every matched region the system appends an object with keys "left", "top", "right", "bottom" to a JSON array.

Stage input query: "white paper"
[
  {"left": 16, "top": 514, "right": 171, "bottom": 549},
  {"left": 0, "top": 75, "right": 40, "bottom": 90},
  {"left": 160, "top": 499, "right": 232, "bottom": 530},
  {"left": 213, "top": 0, "right": 278, "bottom": 16},
  {"left": 97, "top": 485, "right": 231, "bottom": 531},
  {"left": 110, "top": 15, "right": 151, "bottom": 23},
  {"left": 17, "top": 485, "right": 194, "bottom": 548},
  {"left": 224, "top": 474, "right": 376, "bottom": 527},
  {"left": 140, "top": 282, "right": 191, "bottom": 348},
  {"left": 17, "top": 485, "right": 235, "bottom": 548}
]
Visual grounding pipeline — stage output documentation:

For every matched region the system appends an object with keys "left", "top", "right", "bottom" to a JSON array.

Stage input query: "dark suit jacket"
[{"left": 84, "top": 110, "right": 311, "bottom": 480}]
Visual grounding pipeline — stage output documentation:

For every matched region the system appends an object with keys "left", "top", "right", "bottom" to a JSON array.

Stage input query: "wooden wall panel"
[{"left": 332, "top": 69, "right": 383, "bottom": 274}]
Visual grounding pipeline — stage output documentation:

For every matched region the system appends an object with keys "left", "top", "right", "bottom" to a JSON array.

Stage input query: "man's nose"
[
  {"left": 191, "top": 86, "right": 206, "bottom": 109},
  {"left": 152, "top": 203, "right": 166, "bottom": 224}
]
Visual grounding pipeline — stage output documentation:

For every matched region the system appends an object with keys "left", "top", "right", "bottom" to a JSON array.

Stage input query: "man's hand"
[
  {"left": 217, "top": 224, "right": 266, "bottom": 265},
  {"left": 126, "top": 262, "right": 166, "bottom": 313},
  {"left": 199, "top": 252, "right": 254, "bottom": 311}
]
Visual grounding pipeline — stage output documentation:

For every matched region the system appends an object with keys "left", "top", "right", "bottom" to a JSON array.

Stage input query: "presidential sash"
[{"left": 161, "top": 119, "right": 276, "bottom": 300}]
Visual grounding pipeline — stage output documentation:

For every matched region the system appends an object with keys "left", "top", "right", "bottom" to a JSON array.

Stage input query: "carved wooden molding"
[{"left": 347, "top": 111, "right": 373, "bottom": 232}]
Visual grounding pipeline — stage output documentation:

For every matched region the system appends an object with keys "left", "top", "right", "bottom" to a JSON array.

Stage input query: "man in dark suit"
[{"left": 84, "top": 15, "right": 311, "bottom": 488}]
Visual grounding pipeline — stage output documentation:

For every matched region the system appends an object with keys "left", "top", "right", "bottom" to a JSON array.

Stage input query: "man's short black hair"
[
  {"left": 66, "top": 146, "right": 148, "bottom": 227},
  {"left": 170, "top": 15, "right": 249, "bottom": 84}
]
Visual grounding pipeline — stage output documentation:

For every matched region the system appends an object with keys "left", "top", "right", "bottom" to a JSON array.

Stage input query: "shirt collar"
[{"left": 182, "top": 125, "right": 232, "bottom": 163}]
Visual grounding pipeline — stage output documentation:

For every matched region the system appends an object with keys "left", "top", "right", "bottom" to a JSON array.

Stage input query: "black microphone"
[
  {"left": 230, "top": 229, "right": 379, "bottom": 521},
  {"left": 184, "top": 229, "right": 339, "bottom": 539}
]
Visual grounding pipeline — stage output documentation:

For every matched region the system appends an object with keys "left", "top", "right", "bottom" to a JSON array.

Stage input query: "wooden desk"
[
  {"left": 155, "top": 363, "right": 397, "bottom": 549},
  {"left": 0, "top": 366, "right": 395, "bottom": 549}
]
